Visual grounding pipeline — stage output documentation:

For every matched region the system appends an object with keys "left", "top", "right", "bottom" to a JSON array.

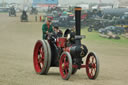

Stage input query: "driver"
[{"left": 42, "top": 19, "right": 53, "bottom": 39}]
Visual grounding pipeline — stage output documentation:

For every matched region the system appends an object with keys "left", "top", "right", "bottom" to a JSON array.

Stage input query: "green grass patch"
[{"left": 60, "top": 27, "right": 128, "bottom": 46}]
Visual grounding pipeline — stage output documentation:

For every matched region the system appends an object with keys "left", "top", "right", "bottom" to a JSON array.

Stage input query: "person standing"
[{"left": 42, "top": 19, "right": 53, "bottom": 39}]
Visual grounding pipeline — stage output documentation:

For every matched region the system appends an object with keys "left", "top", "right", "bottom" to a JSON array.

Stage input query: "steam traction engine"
[{"left": 33, "top": 7, "right": 99, "bottom": 80}]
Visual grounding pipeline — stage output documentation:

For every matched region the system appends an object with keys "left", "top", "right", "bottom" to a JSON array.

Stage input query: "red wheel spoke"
[
  {"left": 88, "top": 60, "right": 90, "bottom": 64},
  {"left": 38, "top": 47, "right": 44, "bottom": 62},
  {"left": 65, "top": 69, "right": 68, "bottom": 75},
  {"left": 91, "top": 63, "right": 96, "bottom": 68},
  {"left": 41, "top": 52, "right": 44, "bottom": 56},
  {"left": 93, "top": 63, "right": 96, "bottom": 68},
  {"left": 39, "top": 49, "right": 44, "bottom": 56},
  {"left": 38, "top": 57, "right": 42, "bottom": 63},
  {"left": 66, "top": 62, "right": 69, "bottom": 66},
  {"left": 91, "top": 68, "right": 93, "bottom": 76},
  {"left": 42, "top": 56, "right": 44, "bottom": 60},
  {"left": 92, "top": 56, "right": 94, "bottom": 63},
  {"left": 95, "top": 63, "right": 96, "bottom": 67},
  {"left": 64, "top": 57, "right": 68, "bottom": 66},
  {"left": 64, "top": 58, "right": 66, "bottom": 64},
  {"left": 88, "top": 68, "right": 93, "bottom": 78},
  {"left": 38, "top": 47, "right": 44, "bottom": 69},
  {"left": 38, "top": 57, "right": 44, "bottom": 63},
  {"left": 91, "top": 68, "right": 93, "bottom": 74},
  {"left": 66, "top": 59, "right": 69, "bottom": 64}
]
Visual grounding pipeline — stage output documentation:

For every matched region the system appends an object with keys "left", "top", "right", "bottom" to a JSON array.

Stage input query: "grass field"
[{"left": 81, "top": 28, "right": 128, "bottom": 45}]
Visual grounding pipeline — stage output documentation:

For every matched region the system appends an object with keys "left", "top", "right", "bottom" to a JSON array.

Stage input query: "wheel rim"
[
  {"left": 86, "top": 52, "right": 99, "bottom": 79},
  {"left": 60, "top": 54, "right": 69, "bottom": 78},
  {"left": 59, "top": 52, "right": 72, "bottom": 80},
  {"left": 33, "top": 41, "right": 45, "bottom": 73}
]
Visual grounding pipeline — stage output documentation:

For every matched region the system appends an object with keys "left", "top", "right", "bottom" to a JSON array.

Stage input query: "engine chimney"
[
  {"left": 75, "top": 7, "right": 82, "bottom": 36},
  {"left": 75, "top": 7, "right": 82, "bottom": 44}
]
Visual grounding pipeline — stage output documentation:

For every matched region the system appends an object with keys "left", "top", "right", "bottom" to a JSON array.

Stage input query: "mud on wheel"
[
  {"left": 33, "top": 40, "right": 48, "bottom": 74},
  {"left": 59, "top": 52, "right": 72, "bottom": 80},
  {"left": 86, "top": 52, "right": 99, "bottom": 79}
]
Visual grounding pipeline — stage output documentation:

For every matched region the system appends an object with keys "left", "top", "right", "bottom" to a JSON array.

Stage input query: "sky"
[
  {"left": 59, "top": 0, "right": 118, "bottom": 5},
  {"left": 60, "top": 0, "right": 118, "bottom": 3},
  {"left": 0, "top": 0, "right": 118, "bottom": 4}
]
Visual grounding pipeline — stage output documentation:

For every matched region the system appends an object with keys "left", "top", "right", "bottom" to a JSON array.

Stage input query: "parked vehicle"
[
  {"left": 9, "top": 6, "right": 16, "bottom": 16},
  {"left": 21, "top": 10, "right": 28, "bottom": 22},
  {"left": 99, "top": 26, "right": 125, "bottom": 35}
]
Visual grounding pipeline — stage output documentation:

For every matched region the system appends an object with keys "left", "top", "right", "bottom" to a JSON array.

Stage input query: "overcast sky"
[{"left": 0, "top": 0, "right": 118, "bottom": 4}]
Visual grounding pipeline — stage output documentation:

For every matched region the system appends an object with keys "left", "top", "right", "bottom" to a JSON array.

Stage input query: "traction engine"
[{"left": 33, "top": 7, "right": 99, "bottom": 80}]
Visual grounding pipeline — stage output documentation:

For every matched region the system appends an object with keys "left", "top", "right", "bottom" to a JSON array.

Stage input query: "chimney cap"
[{"left": 75, "top": 7, "right": 82, "bottom": 11}]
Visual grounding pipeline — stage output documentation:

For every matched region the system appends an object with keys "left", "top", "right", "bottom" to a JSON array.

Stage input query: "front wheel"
[
  {"left": 86, "top": 52, "right": 99, "bottom": 79},
  {"left": 59, "top": 52, "right": 72, "bottom": 80}
]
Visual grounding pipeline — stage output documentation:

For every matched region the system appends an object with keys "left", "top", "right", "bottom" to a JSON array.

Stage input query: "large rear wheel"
[
  {"left": 33, "top": 40, "right": 48, "bottom": 74},
  {"left": 44, "top": 40, "right": 51, "bottom": 74},
  {"left": 86, "top": 52, "right": 99, "bottom": 79},
  {"left": 59, "top": 52, "right": 72, "bottom": 80}
]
